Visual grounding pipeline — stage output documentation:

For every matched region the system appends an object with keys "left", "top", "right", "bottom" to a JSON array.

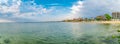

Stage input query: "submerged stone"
[
  {"left": 117, "top": 30, "right": 120, "bottom": 32},
  {"left": 112, "top": 35, "right": 117, "bottom": 38},
  {"left": 4, "top": 39, "right": 10, "bottom": 43},
  {"left": 0, "top": 36, "right": 2, "bottom": 38},
  {"left": 117, "top": 36, "right": 120, "bottom": 38}
]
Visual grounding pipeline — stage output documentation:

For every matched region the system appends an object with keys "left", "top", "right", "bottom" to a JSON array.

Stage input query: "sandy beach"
[
  {"left": 63, "top": 20, "right": 120, "bottom": 24},
  {"left": 88, "top": 21, "right": 120, "bottom": 24}
]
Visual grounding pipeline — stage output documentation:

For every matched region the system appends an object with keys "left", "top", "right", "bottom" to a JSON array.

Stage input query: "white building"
[{"left": 112, "top": 12, "right": 120, "bottom": 21}]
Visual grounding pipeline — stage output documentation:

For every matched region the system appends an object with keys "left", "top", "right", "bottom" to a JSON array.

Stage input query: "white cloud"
[
  {"left": 65, "top": 1, "right": 84, "bottom": 19},
  {"left": 71, "top": 1, "right": 83, "bottom": 15},
  {"left": 81, "top": 0, "right": 120, "bottom": 17},
  {"left": 0, "top": 0, "right": 8, "bottom": 4},
  {"left": 0, "top": 0, "right": 21, "bottom": 17},
  {"left": 1, "top": 0, "right": 120, "bottom": 22},
  {"left": 0, "top": 0, "right": 54, "bottom": 17},
  {"left": 19, "top": 5, "right": 54, "bottom": 17},
  {"left": 0, "top": 19, "right": 15, "bottom": 22},
  {"left": 65, "top": 0, "right": 120, "bottom": 19},
  {"left": 0, "top": 0, "right": 56, "bottom": 22}
]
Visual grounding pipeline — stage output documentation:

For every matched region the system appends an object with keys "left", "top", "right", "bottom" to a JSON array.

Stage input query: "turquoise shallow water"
[{"left": 0, "top": 22, "right": 119, "bottom": 44}]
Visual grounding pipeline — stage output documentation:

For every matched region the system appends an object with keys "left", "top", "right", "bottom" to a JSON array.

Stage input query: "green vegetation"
[
  {"left": 62, "top": 12, "right": 116, "bottom": 23},
  {"left": 63, "top": 13, "right": 112, "bottom": 22},
  {"left": 104, "top": 14, "right": 112, "bottom": 21}
]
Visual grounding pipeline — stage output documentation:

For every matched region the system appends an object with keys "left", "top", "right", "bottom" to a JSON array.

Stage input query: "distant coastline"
[
  {"left": 0, "top": 20, "right": 120, "bottom": 24},
  {"left": 63, "top": 21, "right": 120, "bottom": 24},
  {"left": 62, "top": 12, "right": 120, "bottom": 24}
]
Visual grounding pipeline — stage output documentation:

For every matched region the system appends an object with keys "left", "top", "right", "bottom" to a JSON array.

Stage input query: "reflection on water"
[{"left": 0, "top": 22, "right": 119, "bottom": 44}]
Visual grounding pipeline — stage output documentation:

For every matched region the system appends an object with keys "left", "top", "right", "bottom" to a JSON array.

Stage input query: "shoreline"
[
  {"left": 91, "top": 21, "right": 120, "bottom": 24},
  {"left": 63, "top": 21, "right": 120, "bottom": 24},
  {"left": 88, "top": 21, "right": 120, "bottom": 24}
]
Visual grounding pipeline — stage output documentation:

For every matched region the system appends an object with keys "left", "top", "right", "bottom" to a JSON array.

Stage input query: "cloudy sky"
[{"left": 0, "top": 0, "right": 119, "bottom": 22}]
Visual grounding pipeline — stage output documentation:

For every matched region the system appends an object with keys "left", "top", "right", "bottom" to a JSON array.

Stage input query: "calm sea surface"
[{"left": 0, "top": 22, "right": 119, "bottom": 44}]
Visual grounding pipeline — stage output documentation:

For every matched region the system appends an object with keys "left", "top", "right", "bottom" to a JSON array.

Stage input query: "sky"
[{"left": 0, "top": 0, "right": 120, "bottom": 22}]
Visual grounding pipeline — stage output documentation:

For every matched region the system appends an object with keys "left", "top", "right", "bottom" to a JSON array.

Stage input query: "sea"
[{"left": 0, "top": 22, "right": 119, "bottom": 44}]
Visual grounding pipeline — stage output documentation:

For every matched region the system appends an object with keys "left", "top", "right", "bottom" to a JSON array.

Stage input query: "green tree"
[{"left": 104, "top": 14, "right": 112, "bottom": 21}]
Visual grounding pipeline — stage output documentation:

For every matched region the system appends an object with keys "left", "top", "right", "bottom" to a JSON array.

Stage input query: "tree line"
[{"left": 63, "top": 13, "right": 112, "bottom": 22}]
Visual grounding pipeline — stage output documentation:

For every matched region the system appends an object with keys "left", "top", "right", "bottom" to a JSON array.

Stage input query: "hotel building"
[{"left": 112, "top": 12, "right": 120, "bottom": 21}]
